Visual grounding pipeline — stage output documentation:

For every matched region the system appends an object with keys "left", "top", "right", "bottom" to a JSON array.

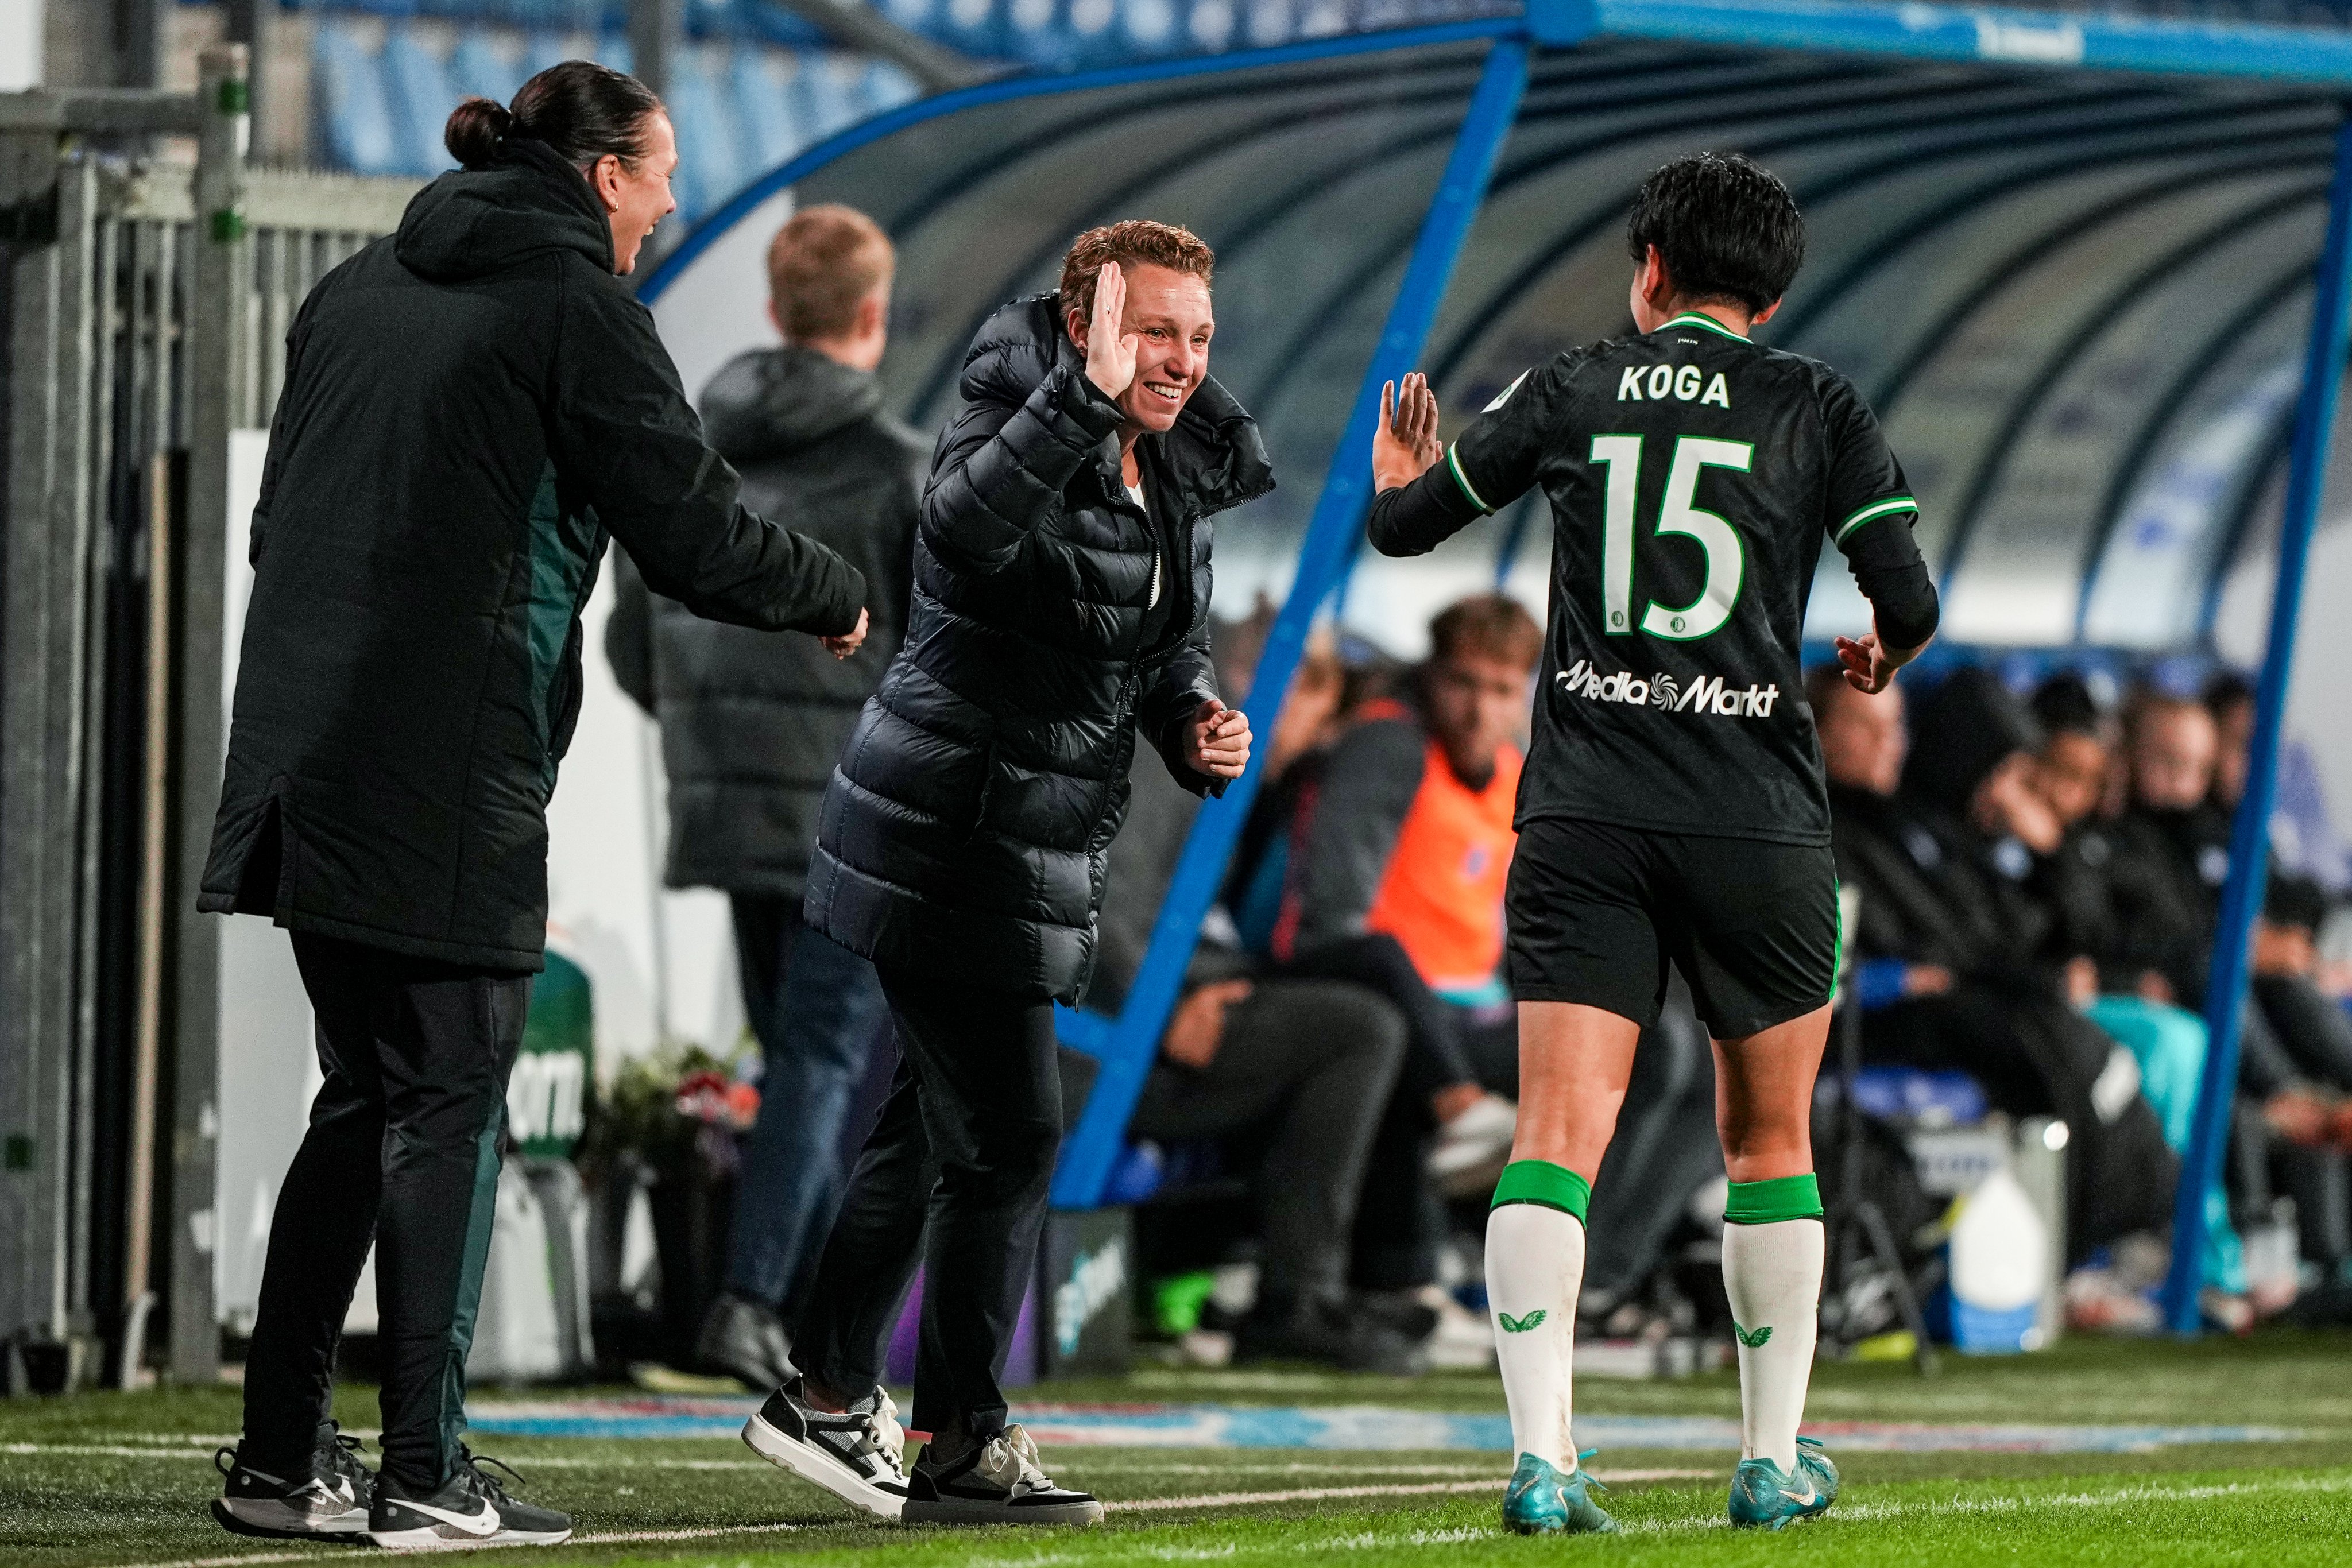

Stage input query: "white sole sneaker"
[
  {"left": 210, "top": 1495, "right": 370, "bottom": 1539},
  {"left": 742, "top": 1410, "right": 906, "bottom": 1521},
  {"left": 368, "top": 1523, "right": 573, "bottom": 1552},
  {"left": 900, "top": 1492, "right": 1105, "bottom": 1527}
]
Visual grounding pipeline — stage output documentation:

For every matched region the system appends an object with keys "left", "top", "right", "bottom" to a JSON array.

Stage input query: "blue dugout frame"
[{"left": 639, "top": 0, "right": 2352, "bottom": 1327}]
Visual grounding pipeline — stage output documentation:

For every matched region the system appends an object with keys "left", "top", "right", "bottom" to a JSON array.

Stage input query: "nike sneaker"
[
  {"left": 1501, "top": 1450, "right": 1618, "bottom": 1535},
  {"left": 900, "top": 1424, "right": 1102, "bottom": 1526},
  {"left": 210, "top": 1427, "right": 373, "bottom": 1539},
  {"left": 368, "top": 1450, "right": 572, "bottom": 1551},
  {"left": 741, "top": 1376, "right": 910, "bottom": 1520},
  {"left": 1727, "top": 1435, "right": 1839, "bottom": 1530}
]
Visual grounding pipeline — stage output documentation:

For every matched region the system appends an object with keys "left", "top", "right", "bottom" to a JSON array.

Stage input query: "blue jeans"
[{"left": 725, "top": 895, "right": 889, "bottom": 1310}]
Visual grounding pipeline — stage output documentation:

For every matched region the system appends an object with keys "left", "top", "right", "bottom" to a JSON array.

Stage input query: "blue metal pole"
[
  {"left": 1050, "top": 38, "right": 1537, "bottom": 1208},
  {"left": 2157, "top": 116, "right": 2352, "bottom": 1334}
]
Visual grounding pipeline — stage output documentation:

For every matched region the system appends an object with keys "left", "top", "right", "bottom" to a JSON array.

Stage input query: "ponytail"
[
  {"left": 441, "top": 60, "right": 662, "bottom": 173},
  {"left": 443, "top": 96, "right": 513, "bottom": 169}
]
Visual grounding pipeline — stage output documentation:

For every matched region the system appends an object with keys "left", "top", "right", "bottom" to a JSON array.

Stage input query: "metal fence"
[{"left": 0, "top": 47, "right": 420, "bottom": 1390}]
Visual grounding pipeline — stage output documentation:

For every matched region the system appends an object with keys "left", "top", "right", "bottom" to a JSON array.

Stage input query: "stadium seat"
[
  {"left": 382, "top": 26, "right": 462, "bottom": 175},
  {"left": 448, "top": 28, "right": 530, "bottom": 110},
  {"left": 1187, "top": 0, "right": 1240, "bottom": 53},
  {"left": 1119, "top": 0, "right": 1183, "bottom": 56},
  {"left": 792, "top": 51, "right": 861, "bottom": 145},
  {"left": 313, "top": 18, "right": 407, "bottom": 178},
  {"left": 663, "top": 50, "right": 743, "bottom": 222},
  {"left": 730, "top": 48, "right": 807, "bottom": 173}
]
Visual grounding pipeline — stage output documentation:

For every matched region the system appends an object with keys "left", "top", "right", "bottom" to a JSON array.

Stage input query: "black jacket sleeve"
[
  {"left": 548, "top": 263, "right": 865, "bottom": 636},
  {"left": 1137, "top": 624, "right": 1227, "bottom": 799},
  {"left": 604, "top": 546, "right": 655, "bottom": 715},
  {"left": 921, "top": 363, "right": 1126, "bottom": 572}
]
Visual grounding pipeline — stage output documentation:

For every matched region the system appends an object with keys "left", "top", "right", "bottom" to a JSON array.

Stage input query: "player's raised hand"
[
  {"left": 1084, "top": 261, "right": 1139, "bottom": 400},
  {"left": 1184, "top": 698, "right": 1252, "bottom": 781},
  {"left": 1374, "top": 371, "right": 1444, "bottom": 492}
]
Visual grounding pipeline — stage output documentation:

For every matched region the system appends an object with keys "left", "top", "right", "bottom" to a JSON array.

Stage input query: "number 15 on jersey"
[{"left": 1588, "top": 434, "right": 1754, "bottom": 641}]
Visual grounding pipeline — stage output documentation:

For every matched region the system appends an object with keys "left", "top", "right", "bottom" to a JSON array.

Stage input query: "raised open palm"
[{"left": 1085, "top": 261, "right": 1140, "bottom": 399}]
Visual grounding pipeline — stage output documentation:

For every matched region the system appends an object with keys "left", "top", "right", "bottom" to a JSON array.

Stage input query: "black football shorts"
[{"left": 1505, "top": 816, "right": 1839, "bottom": 1038}]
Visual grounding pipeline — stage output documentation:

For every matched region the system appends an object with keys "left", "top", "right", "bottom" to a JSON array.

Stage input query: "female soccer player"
[{"left": 1368, "top": 152, "right": 1939, "bottom": 1534}]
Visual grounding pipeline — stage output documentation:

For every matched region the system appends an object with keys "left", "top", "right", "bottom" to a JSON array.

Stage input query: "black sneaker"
[
  {"left": 210, "top": 1427, "right": 374, "bottom": 1539},
  {"left": 902, "top": 1425, "right": 1102, "bottom": 1527},
  {"left": 697, "top": 1292, "right": 795, "bottom": 1390},
  {"left": 741, "top": 1376, "right": 909, "bottom": 1520},
  {"left": 1235, "top": 1296, "right": 1429, "bottom": 1376},
  {"left": 368, "top": 1450, "right": 571, "bottom": 1552}
]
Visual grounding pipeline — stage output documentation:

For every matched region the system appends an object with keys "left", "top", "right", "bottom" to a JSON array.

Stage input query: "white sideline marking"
[{"left": 90, "top": 1467, "right": 2352, "bottom": 1567}]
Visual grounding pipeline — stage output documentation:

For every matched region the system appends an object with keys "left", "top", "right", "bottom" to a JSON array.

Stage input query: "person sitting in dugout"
[{"left": 1814, "top": 666, "right": 2179, "bottom": 1275}]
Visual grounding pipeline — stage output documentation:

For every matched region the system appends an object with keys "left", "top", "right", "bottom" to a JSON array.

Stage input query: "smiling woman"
[
  {"left": 199, "top": 54, "right": 869, "bottom": 1556},
  {"left": 757, "top": 220, "right": 1274, "bottom": 1526}
]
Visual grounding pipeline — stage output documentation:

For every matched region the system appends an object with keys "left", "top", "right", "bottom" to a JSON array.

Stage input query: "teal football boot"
[
  {"left": 1727, "top": 1435, "right": 1838, "bottom": 1530},
  {"left": 1502, "top": 1449, "right": 1619, "bottom": 1535}
]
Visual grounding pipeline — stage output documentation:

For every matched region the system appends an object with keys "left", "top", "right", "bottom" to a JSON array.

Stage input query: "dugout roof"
[{"left": 646, "top": 1, "right": 2352, "bottom": 655}]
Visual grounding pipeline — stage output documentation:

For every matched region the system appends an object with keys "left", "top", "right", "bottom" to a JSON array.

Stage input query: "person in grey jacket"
[{"left": 607, "top": 206, "right": 922, "bottom": 1389}]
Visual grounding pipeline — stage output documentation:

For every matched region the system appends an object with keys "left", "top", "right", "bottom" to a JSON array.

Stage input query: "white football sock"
[
  {"left": 1721, "top": 1217, "right": 1824, "bottom": 1469},
  {"left": 1485, "top": 1195, "right": 1585, "bottom": 1473}
]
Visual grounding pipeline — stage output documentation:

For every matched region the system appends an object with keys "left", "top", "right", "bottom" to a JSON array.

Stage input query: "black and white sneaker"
[
  {"left": 741, "top": 1377, "right": 909, "bottom": 1520},
  {"left": 902, "top": 1425, "right": 1103, "bottom": 1527},
  {"left": 210, "top": 1427, "right": 374, "bottom": 1539},
  {"left": 368, "top": 1450, "right": 572, "bottom": 1552}
]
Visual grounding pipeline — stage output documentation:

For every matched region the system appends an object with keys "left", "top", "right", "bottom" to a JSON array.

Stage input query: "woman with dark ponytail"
[{"left": 204, "top": 60, "right": 869, "bottom": 1552}]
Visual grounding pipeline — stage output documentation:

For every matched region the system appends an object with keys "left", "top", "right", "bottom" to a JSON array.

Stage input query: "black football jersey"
[{"left": 1422, "top": 312, "right": 1918, "bottom": 846}]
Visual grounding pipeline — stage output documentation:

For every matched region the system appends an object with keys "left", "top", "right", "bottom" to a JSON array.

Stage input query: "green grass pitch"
[{"left": 5, "top": 1334, "right": 2350, "bottom": 1566}]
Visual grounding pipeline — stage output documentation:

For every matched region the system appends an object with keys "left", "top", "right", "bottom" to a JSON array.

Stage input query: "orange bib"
[{"left": 1365, "top": 734, "right": 1522, "bottom": 992}]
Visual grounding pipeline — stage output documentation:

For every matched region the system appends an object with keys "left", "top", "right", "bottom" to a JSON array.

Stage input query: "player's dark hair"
[
  {"left": 445, "top": 60, "right": 661, "bottom": 172},
  {"left": 1626, "top": 152, "right": 1806, "bottom": 315}
]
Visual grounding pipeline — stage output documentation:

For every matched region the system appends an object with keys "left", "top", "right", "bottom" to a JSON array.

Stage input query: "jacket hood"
[
  {"left": 394, "top": 138, "right": 614, "bottom": 282},
  {"left": 958, "top": 293, "right": 1275, "bottom": 518},
  {"left": 700, "top": 346, "right": 886, "bottom": 461}
]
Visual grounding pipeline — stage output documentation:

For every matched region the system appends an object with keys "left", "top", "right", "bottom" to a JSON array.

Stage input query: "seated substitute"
[
  {"left": 1094, "top": 743, "right": 1423, "bottom": 1373},
  {"left": 1365, "top": 153, "right": 1938, "bottom": 1535}
]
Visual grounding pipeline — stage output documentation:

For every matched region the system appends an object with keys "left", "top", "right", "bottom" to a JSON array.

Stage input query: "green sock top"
[
  {"left": 1491, "top": 1159, "right": 1591, "bottom": 1222},
  {"left": 1724, "top": 1172, "right": 1823, "bottom": 1225}
]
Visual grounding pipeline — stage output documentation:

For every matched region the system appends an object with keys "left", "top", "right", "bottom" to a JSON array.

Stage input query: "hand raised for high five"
[
  {"left": 1084, "top": 261, "right": 1140, "bottom": 400},
  {"left": 1374, "top": 371, "right": 1442, "bottom": 493}
]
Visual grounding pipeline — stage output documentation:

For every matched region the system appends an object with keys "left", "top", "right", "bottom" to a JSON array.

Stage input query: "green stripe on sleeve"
[
  {"left": 1834, "top": 495, "right": 1918, "bottom": 543},
  {"left": 1491, "top": 1159, "right": 1591, "bottom": 1222},
  {"left": 1724, "top": 1172, "right": 1824, "bottom": 1225},
  {"left": 1446, "top": 444, "right": 1495, "bottom": 515}
]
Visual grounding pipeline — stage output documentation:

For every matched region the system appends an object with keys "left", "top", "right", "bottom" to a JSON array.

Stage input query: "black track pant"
[
  {"left": 796, "top": 966, "right": 1060, "bottom": 1441},
  {"left": 240, "top": 933, "right": 530, "bottom": 1492}
]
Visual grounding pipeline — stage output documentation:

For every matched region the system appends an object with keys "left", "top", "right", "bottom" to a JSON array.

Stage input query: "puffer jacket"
[
  {"left": 200, "top": 138, "right": 864, "bottom": 970},
  {"left": 608, "top": 346, "right": 924, "bottom": 896},
  {"left": 805, "top": 293, "right": 1274, "bottom": 1001}
]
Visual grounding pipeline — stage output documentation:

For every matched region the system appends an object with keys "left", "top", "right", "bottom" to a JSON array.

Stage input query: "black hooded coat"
[
  {"left": 804, "top": 295, "right": 1274, "bottom": 1002},
  {"left": 200, "top": 140, "right": 865, "bottom": 970},
  {"left": 608, "top": 346, "right": 924, "bottom": 896}
]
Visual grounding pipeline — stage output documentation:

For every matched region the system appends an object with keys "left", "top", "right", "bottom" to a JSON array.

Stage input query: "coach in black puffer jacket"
[
  {"left": 805, "top": 291, "right": 1272, "bottom": 1003},
  {"left": 788, "top": 236, "right": 1268, "bottom": 1470}
]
